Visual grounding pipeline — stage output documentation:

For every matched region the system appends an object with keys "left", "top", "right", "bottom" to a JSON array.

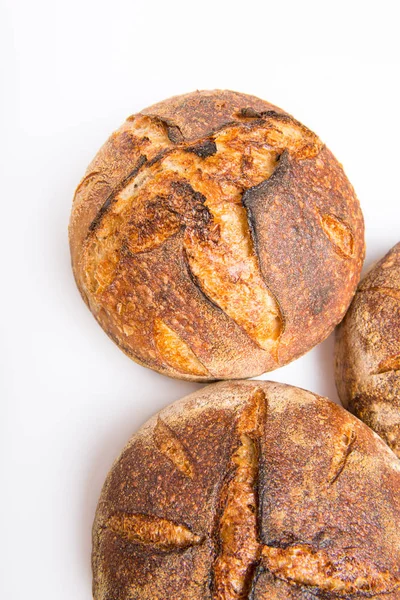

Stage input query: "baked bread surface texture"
[
  {"left": 336, "top": 242, "right": 400, "bottom": 457},
  {"left": 69, "top": 90, "right": 365, "bottom": 380},
  {"left": 92, "top": 381, "right": 400, "bottom": 600}
]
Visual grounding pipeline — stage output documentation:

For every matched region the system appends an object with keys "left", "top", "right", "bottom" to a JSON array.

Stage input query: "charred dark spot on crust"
[
  {"left": 88, "top": 155, "right": 147, "bottom": 232},
  {"left": 116, "top": 130, "right": 142, "bottom": 153},
  {"left": 236, "top": 107, "right": 281, "bottom": 120},
  {"left": 147, "top": 148, "right": 171, "bottom": 167},
  {"left": 262, "top": 534, "right": 305, "bottom": 550},
  {"left": 167, "top": 125, "right": 184, "bottom": 143},
  {"left": 242, "top": 151, "right": 288, "bottom": 212},
  {"left": 242, "top": 177, "right": 271, "bottom": 252},
  {"left": 237, "top": 107, "right": 262, "bottom": 119},
  {"left": 170, "top": 181, "right": 216, "bottom": 241},
  {"left": 242, "top": 151, "right": 289, "bottom": 293},
  {"left": 128, "top": 154, "right": 148, "bottom": 177},
  {"left": 170, "top": 181, "right": 207, "bottom": 202},
  {"left": 248, "top": 565, "right": 264, "bottom": 600},
  {"left": 184, "top": 139, "right": 218, "bottom": 158}
]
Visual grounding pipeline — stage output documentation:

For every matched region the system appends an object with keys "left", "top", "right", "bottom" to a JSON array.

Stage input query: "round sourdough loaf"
[
  {"left": 336, "top": 243, "right": 400, "bottom": 458},
  {"left": 69, "top": 90, "right": 365, "bottom": 380},
  {"left": 92, "top": 381, "right": 400, "bottom": 600}
]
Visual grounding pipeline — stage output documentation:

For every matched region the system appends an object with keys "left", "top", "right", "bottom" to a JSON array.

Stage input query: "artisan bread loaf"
[
  {"left": 336, "top": 242, "right": 400, "bottom": 457},
  {"left": 92, "top": 381, "right": 400, "bottom": 600},
  {"left": 69, "top": 90, "right": 365, "bottom": 380}
]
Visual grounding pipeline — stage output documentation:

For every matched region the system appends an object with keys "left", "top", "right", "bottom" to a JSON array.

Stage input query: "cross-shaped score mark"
[{"left": 103, "top": 389, "right": 399, "bottom": 599}]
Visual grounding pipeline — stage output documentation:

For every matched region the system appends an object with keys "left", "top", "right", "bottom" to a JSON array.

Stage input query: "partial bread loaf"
[
  {"left": 335, "top": 243, "right": 400, "bottom": 457},
  {"left": 69, "top": 90, "right": 364, "bottom": 380},
  {"left": 92, "top": 381, "right": 400, "bottom": 600}
]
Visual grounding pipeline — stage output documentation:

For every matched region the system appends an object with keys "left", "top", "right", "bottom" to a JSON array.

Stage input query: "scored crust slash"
[
  {"left": 92, "top": 381, "right": 400, "bottom": 600},
  {"left": 69, "top": 90, "right": 365, "bottom": 381}
]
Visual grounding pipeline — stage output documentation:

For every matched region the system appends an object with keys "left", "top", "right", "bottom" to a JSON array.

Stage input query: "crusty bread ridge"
[{"left": 69, "top": 90, "right": 365, "bottom": 380}]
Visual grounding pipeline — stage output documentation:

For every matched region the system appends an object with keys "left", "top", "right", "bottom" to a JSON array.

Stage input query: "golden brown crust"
[
  {"left": 335, "top": 243, "right": 400, "bottom": 458},
  {"left": 92, "top": 381, "right": 400, "bottom": 600},
  {"left": 69, "top": 90, "right": 365, "bottom": 380}
]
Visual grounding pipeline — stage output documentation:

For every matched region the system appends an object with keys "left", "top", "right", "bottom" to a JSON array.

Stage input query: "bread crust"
[
  {"left": 69, "top": 90, "right": 365, "bottom": 380},
  {"left": 92, "top": 381, "right": 400, "bottom": 600},
  {"left": 335, "top": 243, "right": 400, "bottom": 457}
]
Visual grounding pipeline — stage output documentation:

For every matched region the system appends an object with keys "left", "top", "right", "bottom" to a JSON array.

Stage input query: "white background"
[{"left": 1, "top": 0, "right": 399, "bottom": 597}]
